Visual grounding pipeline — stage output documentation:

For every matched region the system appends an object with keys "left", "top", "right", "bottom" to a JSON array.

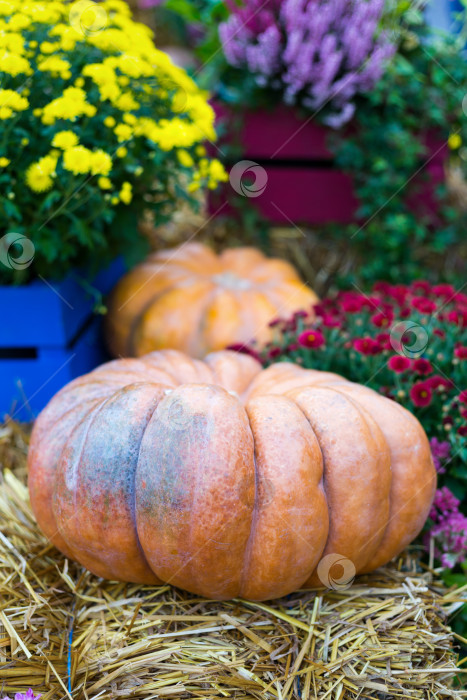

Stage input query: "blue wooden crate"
[{"left": 0, "top": 258, "right": 125, "bottom": 421}]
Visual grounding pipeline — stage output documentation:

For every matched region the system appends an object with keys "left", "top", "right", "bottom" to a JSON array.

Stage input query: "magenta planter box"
[
  {"left": 229, "top": 103, "right": 333, "bottom": 160},
  {"left": 211, "top": 103, "right": 357, "bottom": 225},
  {"left": 210, "top": 103, "right": 446, "bottom": 227}
]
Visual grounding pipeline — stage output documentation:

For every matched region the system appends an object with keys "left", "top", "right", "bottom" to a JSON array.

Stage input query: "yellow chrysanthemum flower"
[
  {"left": 0, "top": 32, "right": 26, "bottom": 54},
  {"left": 42, "top": 87, "right": 94, "bottom": 124},
  {"left": 177, "top": 149, "right": 194, "bottom": 168},
  {"left": 63, "top": 145, "right": 93, "bottom": 175},
  {"left": 82, "top": 63, "right": 116, "bottom": 86},
  {"left": 114, "top": 123, "right": 132, "bottom": 142},
  {"left": 25, "top": 154, "right": 57, "bottom": 193},
  {"left": 115, "top": 92, "right": 139, "bottom": 111},
  {"left": 0, "top": 89, "right": 29, "bottom": 120},
  {"left": 208, "top": 159, "right": 229, "bottom": 189},
  {"left": 0, "top": 51, "right": 32, "bottom": 76},
  {"left": 38, "top": 55, "right": 71, "bottom": 79},
  {"left": 448, "top": 134, "right": 462, "bottom": 150},
  {"left": 52, "top": 130, "right": 79, "bottom": 149},
  {"left": 123, "top": 114, "right": 137, "bottom": 127},
  {"left": 98, "top": 176, "right": 112, "bottom": 189},
  {"left": 0, "top": 157, "right": 10, "bottom": 167},
  {"left": 91, "top": 149, "right": 112, "bottom": 176},
  {"left": 7, "top": 13, "right": 31, "bottom": 31},
  {"left": 39, "top": 41, "right": 56, "bottom": 54},
  {"left": 119, "top": 181, "right": 132, "bottom": 204}
]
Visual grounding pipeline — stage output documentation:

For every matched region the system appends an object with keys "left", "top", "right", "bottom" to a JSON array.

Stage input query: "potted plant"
[
  {"left": 147, "top": 0, "right": 396, "bottom": 224},
  {"left": 0, "top": 0, "right": 228, "bottom": 419},
  {"left": 213, "top": 0, "right": 467, "bottom": 283},
  {"left": 146, "top": 0, "right": 467, "bottom": 285}
]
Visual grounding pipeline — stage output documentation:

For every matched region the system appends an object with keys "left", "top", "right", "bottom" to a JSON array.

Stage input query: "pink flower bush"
[{"left": 234, "top": 280, "right": 467, "bottom": 573}]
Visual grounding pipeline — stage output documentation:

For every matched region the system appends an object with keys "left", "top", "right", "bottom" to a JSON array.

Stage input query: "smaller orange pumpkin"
[{"left": 106, "top": 243, "right": 318, "bottom": 359}]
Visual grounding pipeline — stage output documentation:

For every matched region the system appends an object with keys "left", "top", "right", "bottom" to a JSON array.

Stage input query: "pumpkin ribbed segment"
[
  {"left": 28, "top": 350, "right": 436, "bottom": 601},
  {"left": 105, "top": 243, "right": 319, "bottom": 359}
]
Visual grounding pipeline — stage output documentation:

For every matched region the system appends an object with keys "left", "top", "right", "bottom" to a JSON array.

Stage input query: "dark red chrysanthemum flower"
[
  {"left": 432, "top": 284, "right": 455, "bottom": 298},
  {"left": 412, "top": 358, "right": 433, "bottom": 375},
  {"left": 412, "top": 280, "right": 432, "bottom": 293},
  {"left": 353, "top": 337, "right": 381, "bottom": 355},
  {"left": 376, "top": 332, "right": 391, "bottom": 349},
  {"left": 457, "top": 426, "right": 467, "bottom": 436},
  {"left": 322, "top": 314, "right": 341, "bottom": 328},
  {"left": 341, "top": 297, "right": 365, "bottom": 313},
  {"left": 297, "top": 329, "right": 325, "bottom": 349},
  {"left": 427, "top": 375, "right": 453, "bottom": 391},
  {"left": 373, "top": 281, "right": 392, "bottom": 294},
  {"left": 446, "top": 310, "right": 467, "bottom": 328},
  {"left": 371, "top": 311, "right": 393, "bottom": 328},
  {"left": 400, "top": 306, "right": 411, "bottom": 319},
  {"left": 387, "top": 284, "right": 409, "bottom": 304},
  {"left": 410, "top": 382, "right": 433, "bottom": 407},
  {"left": 433, "top": 328, "right": 446, "bottom": 339},
  {"left": 454, "top": 346, "right": 467, "bottom": 360},
  {"left": 459, "top": 390, "right": 467, "bottom": 404},
  {"left": 411, "top": 297, "right": 437, "bottom": 314},
  {"left": 388, "top": 355, "right": 411, "bottom": 373}
]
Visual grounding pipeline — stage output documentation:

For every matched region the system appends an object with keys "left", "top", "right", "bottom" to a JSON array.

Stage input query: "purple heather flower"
[
  {"left": 137, "top": 0, "right": 164, "bottom": 6},
  {"left": 245, "top": 24, "right": 282, "bottom": 76},
  {"left": 219, "top": 0, "right": 396, "bottom": 127},
  {"left": 424, "top": 486, "right": 467, "bottom": 569},
  {"left": 430, "top": 437, "right": 451, "bottom": 474},
  {"left": 1, "top": 691, "right": 41, "bottom": 700}
]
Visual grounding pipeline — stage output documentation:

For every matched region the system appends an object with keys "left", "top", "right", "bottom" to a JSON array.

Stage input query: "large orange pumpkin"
[
  {"left": 28, "top": 350, "right": 436, "bottom": 601},
  {"left": 105, "top": 243, "right": 318, "bottom": 358}
]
